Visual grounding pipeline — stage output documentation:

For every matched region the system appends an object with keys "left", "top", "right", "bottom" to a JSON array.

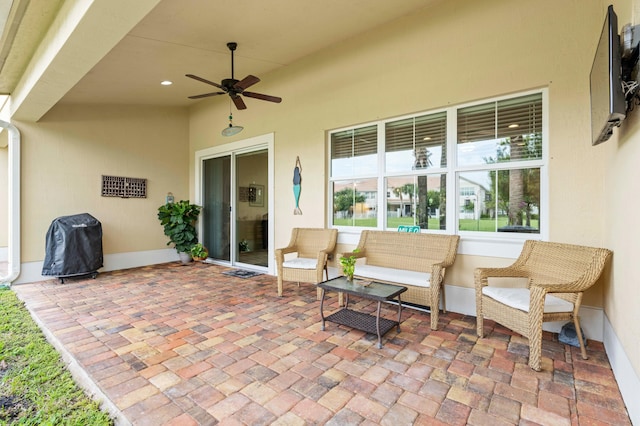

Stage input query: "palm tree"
[{"left": 392, "top": 186, "right": 404, "bottom": 217}]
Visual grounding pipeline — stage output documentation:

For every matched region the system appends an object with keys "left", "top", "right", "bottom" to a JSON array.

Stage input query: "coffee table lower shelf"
[{"left": 324, "top": 308, "right": 398, "bottom": 341}]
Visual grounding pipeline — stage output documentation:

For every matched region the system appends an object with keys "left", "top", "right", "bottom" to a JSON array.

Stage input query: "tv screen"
[{"left": 590, "top": 5, "right": 626, "bottom": 145}]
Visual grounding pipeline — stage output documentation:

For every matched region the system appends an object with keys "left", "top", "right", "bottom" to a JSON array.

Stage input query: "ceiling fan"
[{"left": 186, "top": 42, "right": 282, "bottom": 110}]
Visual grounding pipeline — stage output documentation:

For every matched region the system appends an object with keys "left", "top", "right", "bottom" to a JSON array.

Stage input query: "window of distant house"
[{"left": 329, "top": 90, "right": 545, "bottom": 237}]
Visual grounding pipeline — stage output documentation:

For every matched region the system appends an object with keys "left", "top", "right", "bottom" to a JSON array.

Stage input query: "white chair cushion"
[
  {"left": 355, "top": 264, "right": 431, "bottom": 288},
  {"left": 482, "top": 286, "right": 574, "bottom": 313},
  {"left": 282, "top": 257, "right": 318, "bottom": 270}
]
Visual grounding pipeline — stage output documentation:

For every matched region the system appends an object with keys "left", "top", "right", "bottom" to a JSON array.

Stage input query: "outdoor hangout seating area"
[
  {"left": 3, "top": 0, "right": 640, "bottom": 423},
  {"left": 275, "top": 229, "right": 613, "bottom": 371},
  {"left": 12, "top": 259, "right": 631, "bottom": 425}
]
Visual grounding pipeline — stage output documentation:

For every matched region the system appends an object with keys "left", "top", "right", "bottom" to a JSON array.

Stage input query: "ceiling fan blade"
[
  {"left": 188, "top": 92, "right": 225, "bottom": 99},
  {"left": 232, "top": 95, "right": 247, "bottom": 110},
  {"left": 243, "top": 91, "right": 282, "bottom": 103},
  {"left": 234, "top": 75, "right": 260, "bottom": 91},
  {"left": 185, "top": 74, "right": 224, "bottom": 90}
]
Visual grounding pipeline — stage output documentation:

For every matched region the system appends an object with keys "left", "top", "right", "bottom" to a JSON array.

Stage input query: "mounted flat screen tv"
[{"left": 590, "top": 5, "right": 626, "bottom": 145}]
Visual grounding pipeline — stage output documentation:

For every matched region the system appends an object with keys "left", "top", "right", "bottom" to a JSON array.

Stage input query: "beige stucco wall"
[
  {"left": 15, "top": 104, "right": 189, "bottom": 261},
  {"left": 188, "top": 0, "right": 611, "bottom": 299},
  {"left": 605, "top": 0, "right": 640, "bottom": 385},
  {"left": 188, "top": 0, "right": 640, "bottom": 380}
]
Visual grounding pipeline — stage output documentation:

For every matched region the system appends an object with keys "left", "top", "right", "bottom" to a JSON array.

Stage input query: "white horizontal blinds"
[
  {"left": 385, "top": 113, "right": 446, "bottom": 152},
  {"left": 331, "top": 125, "right": 377, "bottom": 158},
  {"left": 497, "top": 93, "right": 543, "bottom": 160},
  {"left": 386, "top": 112, "right": 447, "bottom": 170},
  {"left": 416, "top": 112, "right": 447, "bottom": 168},
  {"left": 415, "top": 112, "right": 447, "bottom": 150},
  {"left": 458, "top": 102, "right": 495, "bottom": 144},
  {"left": 331, "top": 130, "right": 355, "bottom": 159},
  {"left": 354, "top": 125, "right": 378, "bottom": 160},
  {"left": 331, "top": 125, "right": 377, "bottom": 177},
  {"left": 385, "top": 117, "right": 413, "bottom": 153},
  {"left": 457, "top": 93, "right": 543, "bottom": 164}
]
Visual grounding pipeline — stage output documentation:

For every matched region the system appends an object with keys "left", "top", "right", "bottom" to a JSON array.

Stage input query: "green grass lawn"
[
  {"left": 334, "top": 217, "right": 442, "bottom": 228},
  {"left": 334, "top": 216, "right": 539, "bottom": 232},
  {"left": 0, "top": 288, "right": 113, "bottom": 425},
  {"left": 459, "top": 217, "right": 539, "bottom": 232}
]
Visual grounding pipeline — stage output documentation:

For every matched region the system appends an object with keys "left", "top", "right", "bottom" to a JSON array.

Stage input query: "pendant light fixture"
[{"left": 222, "top": 99, "right": 243, "bottom": 136}]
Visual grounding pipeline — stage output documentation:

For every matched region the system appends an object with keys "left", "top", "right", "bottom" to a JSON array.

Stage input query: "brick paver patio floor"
[{"left": 12, "top": 262, "right": 631, "bottom": 425}]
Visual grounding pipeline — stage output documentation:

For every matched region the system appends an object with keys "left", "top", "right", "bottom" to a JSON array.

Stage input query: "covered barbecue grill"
[{"left": 42, "top": 213, "right": 103, "bottom": 283}]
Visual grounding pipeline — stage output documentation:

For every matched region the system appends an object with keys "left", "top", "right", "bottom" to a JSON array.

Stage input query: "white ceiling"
[{"left": 0, "top": 0, "right": 437, "bottom": 110}]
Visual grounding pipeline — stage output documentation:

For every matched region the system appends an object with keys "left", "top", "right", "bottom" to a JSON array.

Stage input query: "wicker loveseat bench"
[{"left": 343, "top": 230, "right": 460, "bottom": 330}]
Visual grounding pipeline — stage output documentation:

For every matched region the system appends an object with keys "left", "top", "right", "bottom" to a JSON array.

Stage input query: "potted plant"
[
  {"left": 157, "top": 200, "right": 202, "bottom": 264},
  {"left": 190, "top": 243, "right": 209, "bottom": 261},
  {"left": 340, "top": 249, "right": 360, "bottom": 282}
]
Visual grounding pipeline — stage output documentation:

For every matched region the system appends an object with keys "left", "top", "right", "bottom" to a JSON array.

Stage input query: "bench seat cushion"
[
  {"left": 482, "top": 286, "right": 574, "bottom": 313},
  {"left": 282, "top": 257, "right": 318, "bottom": 270},
  {"left": 355, "top": 264, "right": 431, "bottom": 288}
]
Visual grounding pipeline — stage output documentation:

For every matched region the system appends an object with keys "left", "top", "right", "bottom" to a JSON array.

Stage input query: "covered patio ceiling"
[{"left": 0, "top": 0, "right": 439, "bottom": 121}]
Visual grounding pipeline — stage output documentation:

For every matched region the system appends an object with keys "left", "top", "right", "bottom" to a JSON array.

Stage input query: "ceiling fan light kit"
[
  {"left": 222, "top": 112, "right": 243, "bottom": 136},
  {"left": 222, "top": 124, "right": 244, "bottom": 137},
  {"left": 222, "top": 104, "right": 243, "bottom": 137}
]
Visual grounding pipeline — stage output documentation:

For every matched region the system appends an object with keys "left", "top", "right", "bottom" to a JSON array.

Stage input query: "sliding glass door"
[{"left": 201, "top": 148, "right": 268, "bottom": 269}]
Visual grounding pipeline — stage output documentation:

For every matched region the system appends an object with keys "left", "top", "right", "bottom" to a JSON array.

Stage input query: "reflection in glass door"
[
  {"left": 236, "top": 150, "right": 268, "bottom": 268},
  {"left": 202, "top": 156, "right": 231, "bottom": 262}
]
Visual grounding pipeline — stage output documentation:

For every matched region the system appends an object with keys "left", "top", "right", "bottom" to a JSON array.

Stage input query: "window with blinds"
[
  {"left": 331, "top": 125, "right": 377, "bottom": 178},
  {"left": 385, "top": 112, "right": 447, "bottom": 172},
  {"left": 457, "top": 93, "right": 542, "bottom": 166},
  {"left": 328, "top": 89, "right": 545, "bottom": 235}
]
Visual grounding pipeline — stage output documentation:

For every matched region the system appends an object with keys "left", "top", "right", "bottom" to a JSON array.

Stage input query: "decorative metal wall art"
[{"left": 101, "top": 175, "right": 147, "bottom": 198}]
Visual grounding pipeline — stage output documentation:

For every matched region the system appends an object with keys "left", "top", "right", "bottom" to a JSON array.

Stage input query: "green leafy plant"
[
  {"left": 157, "top": 200, "right": 202, "bottom": 253},
  {"left": 340, "top": 248, "right": 360, "bottom": 280},
  {"left": 190, "top": 243, "right": 208, "bottom": 260}
]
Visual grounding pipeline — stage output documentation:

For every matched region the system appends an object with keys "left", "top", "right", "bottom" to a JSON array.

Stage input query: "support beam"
[{"left": 7, "top": 0, "right": 161, "bottom": 122}]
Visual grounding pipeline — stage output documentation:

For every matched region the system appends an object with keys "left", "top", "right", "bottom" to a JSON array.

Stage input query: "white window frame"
[{"left": 328, "top": 89, "right": 548, "bottom": 258}]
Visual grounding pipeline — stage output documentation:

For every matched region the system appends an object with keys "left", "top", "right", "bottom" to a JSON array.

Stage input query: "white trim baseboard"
[
  {"left": 604, "top": 315, "right": 639, "bottom": 425},
  {"left": 11, "top": 248, "right": 179, "bottom": 285}
]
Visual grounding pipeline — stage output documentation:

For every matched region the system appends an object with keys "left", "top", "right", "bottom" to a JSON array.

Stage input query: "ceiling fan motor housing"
[
  {"left": 185, "top": 42, "right": 282, "bottom": 109},
  {"left": 222, "top": 78, "right": 240, "bottom": 93}
]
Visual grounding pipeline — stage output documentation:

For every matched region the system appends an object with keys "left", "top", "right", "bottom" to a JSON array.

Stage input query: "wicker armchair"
[
  {"left": 475, "top": 240, "right": 612, "bottom": 371},
  {"left": 275, "top": 228, "right": 338, "bottom": 298}
]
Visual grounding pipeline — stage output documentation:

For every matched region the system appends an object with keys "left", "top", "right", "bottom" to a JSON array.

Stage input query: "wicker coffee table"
[{"left": 317, "top": 276, "right": 407, "bottom": 348}]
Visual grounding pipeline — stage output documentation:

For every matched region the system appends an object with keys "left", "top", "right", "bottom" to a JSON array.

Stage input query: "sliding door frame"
[{"left": 194, "top": 133, "right": 274, "bottom": 274}]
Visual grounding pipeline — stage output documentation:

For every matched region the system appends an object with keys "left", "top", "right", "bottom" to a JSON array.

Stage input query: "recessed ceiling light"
[
  {"left": 508, "top": 123, "right": 519, "bottom": 128},
  {"left": 423, "top": 136, "right": 432, "bottom": 141},
  {"left": 160, "top": 80, "right": 173, "bottom": 86}
]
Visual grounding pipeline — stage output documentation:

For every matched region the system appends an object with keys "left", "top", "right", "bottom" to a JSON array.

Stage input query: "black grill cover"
[{"left": 42, "top": 213, "right": 103, "bottom": 277}]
